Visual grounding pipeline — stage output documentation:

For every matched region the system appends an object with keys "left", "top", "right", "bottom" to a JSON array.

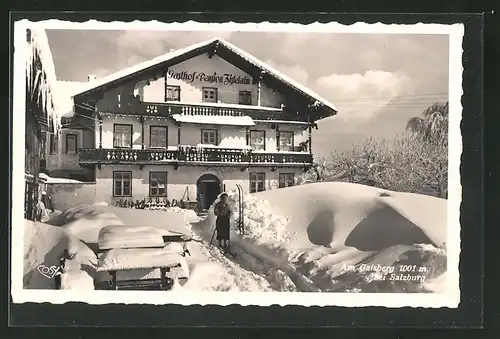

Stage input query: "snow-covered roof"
[
  {"left": 96, "top": 247, "right": 189, "bottom": 272},
  {"left": 72, "top": 38, "right": 337, "bottom": 114},
  {"left": 26, "top": 29, "right": 61, "bottom": 131},
  {"left": 97, "top": 225, "right": 165, "bottom": 250},
  {"left": 172, "top": 113, "right": 255, "bottom": 126},
  {"left": 74, "top": 37, "right": 220, "bottom": 97}
]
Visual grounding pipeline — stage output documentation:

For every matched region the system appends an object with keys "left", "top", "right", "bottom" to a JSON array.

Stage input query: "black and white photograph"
[{"left": 12, "top": 20, "right": 463, "bottom": 308}]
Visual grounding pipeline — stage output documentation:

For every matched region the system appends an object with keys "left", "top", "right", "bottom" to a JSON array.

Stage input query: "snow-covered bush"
[{"left": 226, "top": 191, "right": 292, "bottom": 245}]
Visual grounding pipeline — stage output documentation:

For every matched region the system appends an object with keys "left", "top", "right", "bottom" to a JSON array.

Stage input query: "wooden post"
[
  {"left": 275, "top": 124, "right": 280, "bottom": 151},
  {"left": 140, "top": 117, "right": 145, "bottom": 150},
  {"left": 257, "top": 73, "right": 263, "bottom": 106},
  {"left": 177, "top": 122, "right": 181, "bottom": 145},
  {"left": 245, "top": 127, "right": 250, "bottom": 146},
  {"left": 308, "top": 113, "right": 312, "bottom": 154}
]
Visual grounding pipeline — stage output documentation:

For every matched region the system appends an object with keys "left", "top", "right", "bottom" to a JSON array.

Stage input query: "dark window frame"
[
  {"left": 149, "top": 171, "right": 168, "bottom": 197},
  {"left": 65, "top": 133, "right": 78, "bottom": 155},
  {"left": 279, "top": 173, "right": 295, "bottom": 188},
  {"left": 249, "top": 130, "right": 266, "bottom": 151},
  {"left": 249, "top": 172, "right": 266, "bottom": 193},
  {"left": 278, "top": 131, "right": 294, "bottom": 152},
  {"left": 238, "top": 90, "right": 252, "bottom": 105},
  {"left": 113, "top": 171, "right": 132, "bottom": 197},
  {"left": 165, "top": 85, "right": 181, "bottom": 101},
  {"left": 149, "top": 125, "right": 168, "bottom": 149},
  {"left": 202, "top": 87, "right": 218, "bottom": 103},
  {"left": 201, "top": 129, "right": 219, "bottom": 145},
  {"left": 113, "top": 123, "right": 133, "bottom": 149}
]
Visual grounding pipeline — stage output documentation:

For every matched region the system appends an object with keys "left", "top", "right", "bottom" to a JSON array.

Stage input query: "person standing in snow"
[{"left": 214, "top": 193, "right": 231, "bottom": 249}]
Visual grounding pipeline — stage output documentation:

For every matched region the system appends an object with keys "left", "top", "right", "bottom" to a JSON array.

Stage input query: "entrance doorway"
[{"left": 196, "top": 174, "right": 222, "bottom": 211}]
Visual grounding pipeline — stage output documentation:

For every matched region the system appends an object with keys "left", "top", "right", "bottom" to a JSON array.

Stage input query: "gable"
[{"left": 73, "top": 38, "right": 337, "bottom": 121}]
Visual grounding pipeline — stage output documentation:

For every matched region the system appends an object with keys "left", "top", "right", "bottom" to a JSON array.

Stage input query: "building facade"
[
  {"left": 43, "top": 80, "right": 95, "bottom": 182},
  {"left": 24, "top": 28, "right": 61, "bottom": 220},
  {"left": 73, "top": 38, "right": 337, "bottom": 211}
]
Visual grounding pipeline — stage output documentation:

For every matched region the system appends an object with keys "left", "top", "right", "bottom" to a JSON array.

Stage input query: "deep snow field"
[{"left": 23, "top": 182, "right": 448, "bottom": 293}]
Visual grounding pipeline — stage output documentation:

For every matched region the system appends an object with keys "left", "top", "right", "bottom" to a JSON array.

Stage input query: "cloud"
[
  {"left": 115, "top": 30, "right": 233, "bottom": 57},
  {"left": 263, "top": 59, "right": 310, "bottom": 85},
  {"left": 315, "top": 70, "right": 413, "bottom": 121}
]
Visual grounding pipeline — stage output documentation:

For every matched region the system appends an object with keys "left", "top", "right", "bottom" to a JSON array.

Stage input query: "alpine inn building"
[{"left": 71, "top": 38, "right": 337, "bottom": 211}]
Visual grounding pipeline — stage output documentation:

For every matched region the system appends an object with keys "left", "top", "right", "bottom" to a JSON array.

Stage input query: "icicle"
[{"left": 26, "top": 28, "right": 62, "bottom": 134}]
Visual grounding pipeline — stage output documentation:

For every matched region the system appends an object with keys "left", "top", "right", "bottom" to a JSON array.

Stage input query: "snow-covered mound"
[
  {"left": 97, "top": 225, "right": 165, "bottom": 250},
  {"left": 96, "top": 247, "right": 189, "bottom": 279},
  {"left": 194, "top": 182, "right": 448, "bottom": 292},
  {"left": 23, "top": 220, "right": 96, "bottom": 290}
]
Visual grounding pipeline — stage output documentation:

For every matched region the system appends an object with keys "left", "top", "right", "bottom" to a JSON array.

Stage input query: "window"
[
  {"left": 250, "top": 173, "right": 266, "bottom": 193},
  {"left": 150, "top": 126, "right": 168, "bottom": 148},
  {"left": 279, "top": 131, "right": 294, "bottom": 152},
  {"left": 238, "top": 91, "right": 252, "bottom": 105},
  {"left": 113, "top": 171, "right": 132, "bottom": 197},
  {"left": 165, "top": 85, "right": 181, "bottom": 101},
  {"left": 49, "top": 134, "right": 58, "bottom": 154},
  {"left": 202, "top": 87, "right": 218, "bottom": 103},
  {"left": 65, "top": 133, "right": 78, "bottom": 154},
  {"left": 279, "top": 173, "right": 295, "bottom": 188},
  {"left": 201, "top": 129, "right": 218, "bottom": 145},
  {"left": 113, "top": 124, "right": 132, "bottom": 148},
  {"left": 249, "top": 130, "right": 266, "bottom": 151},
  {"left": 149, "top": 172, "right": 167, "bottom": 197}
]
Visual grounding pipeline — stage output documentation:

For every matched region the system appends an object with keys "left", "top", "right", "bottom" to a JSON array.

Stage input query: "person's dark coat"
[{"left": 214, "top": 200, "right": 231, "bottom": 241}]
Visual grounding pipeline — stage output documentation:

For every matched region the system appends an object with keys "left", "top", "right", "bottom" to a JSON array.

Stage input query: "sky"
[{"left": 46, "top": 29, "right": 449, "bottom": 157}]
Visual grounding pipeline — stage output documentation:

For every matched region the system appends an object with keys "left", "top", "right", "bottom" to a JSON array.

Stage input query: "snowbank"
[
  {"left": 97, "top": 225, "right": 165, "bottom": 250},
  {"left": 194, "top": 182, "right": 448, "bottom": 292}
]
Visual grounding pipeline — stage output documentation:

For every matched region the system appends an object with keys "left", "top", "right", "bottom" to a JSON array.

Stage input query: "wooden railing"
[
  {"left": 79, "top": 147, "right": 312, "bottom": 166},
  {"left": 137, "top": 102, "right": 285, "bottom": 120}
]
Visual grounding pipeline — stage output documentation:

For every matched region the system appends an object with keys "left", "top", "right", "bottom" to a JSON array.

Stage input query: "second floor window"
[
  {"left": 150, "top": 126, "right": 167, "bottom": 148},
  {"left": 113, "top": 124, "right": 132, "bottom": 148},
  {"left": 65, "top": 133, "right": 78, "bottom": 155},
  {"left": 202, "top": 87, "right": 218, "bottom": 103},
  {"left": 201, "top": 129, "right": 218, "bottom": 145},
  {"left": 250, "top": 173, "right": 266, "bottom": 193},
  {"left": 250, "top": 130, "right": 265, "bottom": 151},
  {"left": 49, "top": 134, "right": 58, "bottom": 154},
  {"left": 165, "top": 85, "right": 180, "bottom": 101},
  {"left": 279, "top": 131, "right": 294, "bottom": 152},
  {"left": 239, "top": 91, "right": 252, "bottom": 105}
]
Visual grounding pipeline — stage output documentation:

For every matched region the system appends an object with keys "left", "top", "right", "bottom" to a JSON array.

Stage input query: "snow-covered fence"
[{"left": 46, "top": 182, "right": 96, "bottom": 212}]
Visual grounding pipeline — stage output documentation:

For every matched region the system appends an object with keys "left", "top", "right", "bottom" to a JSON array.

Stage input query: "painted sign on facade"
[{"left": 166, "top": 70, "right": 253, "bottom": 85}]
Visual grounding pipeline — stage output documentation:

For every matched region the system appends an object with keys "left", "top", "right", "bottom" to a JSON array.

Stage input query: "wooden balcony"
[
  {"left": 104, "top": 102, "right": 286, "bottom": 120},
  {"left": 79, "top": 147, "right": 313, "bottom": 168}
]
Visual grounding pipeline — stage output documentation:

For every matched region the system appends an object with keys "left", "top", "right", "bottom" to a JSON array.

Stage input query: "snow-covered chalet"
[{"left": 73, "top": 38, "right": 338, "bottom": 211}]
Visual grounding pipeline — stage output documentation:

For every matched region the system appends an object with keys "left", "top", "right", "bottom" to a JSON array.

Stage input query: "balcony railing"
[
  {"left": 79, "top": 147, "right": 312, "bottom": 166},
  {"left": 103, "top": 102, "right": 286, "bottom": 120}
]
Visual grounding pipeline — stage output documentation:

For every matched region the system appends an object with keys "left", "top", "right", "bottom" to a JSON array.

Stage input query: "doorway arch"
[{"left": 196, "top": 174, "right": 222, "bottom": 211}]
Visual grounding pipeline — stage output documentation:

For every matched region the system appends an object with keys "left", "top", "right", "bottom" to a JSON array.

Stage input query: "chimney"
[{"left": 87, "top": 74, "right": 97, "bottom": 82}]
